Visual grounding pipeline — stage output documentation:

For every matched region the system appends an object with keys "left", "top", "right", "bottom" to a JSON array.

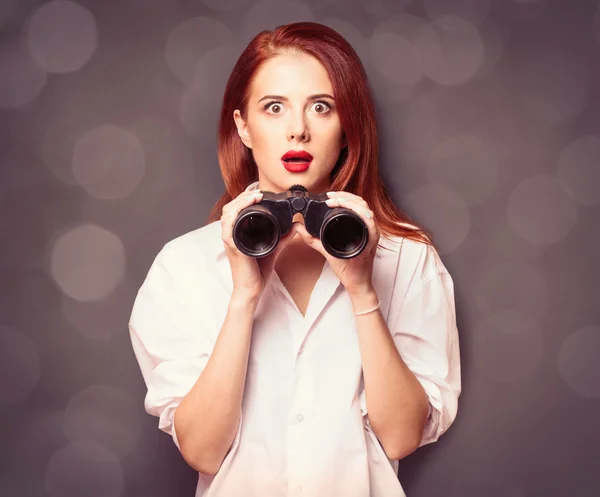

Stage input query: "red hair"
[{"left": 207, "top": 21, "right": 434, "bottom": 248}]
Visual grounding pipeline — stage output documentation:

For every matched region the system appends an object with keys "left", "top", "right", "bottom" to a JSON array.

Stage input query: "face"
[{"left": 233, "top": 52, "right": 347, "bottom": 195}]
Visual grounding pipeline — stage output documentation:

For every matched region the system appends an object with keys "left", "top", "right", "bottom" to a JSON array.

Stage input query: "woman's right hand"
[{"left": 220, "top": 189, "right": 298, "bottom": 301}]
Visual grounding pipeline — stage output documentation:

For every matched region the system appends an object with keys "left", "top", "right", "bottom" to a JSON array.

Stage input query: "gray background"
[{"left": 2, "top": 0, "right": 600, "bottom": 496}]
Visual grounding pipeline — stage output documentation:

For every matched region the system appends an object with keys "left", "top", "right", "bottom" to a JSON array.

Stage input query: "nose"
[{"left": 287, "top": 111, "right": 309, "bottom": 142}]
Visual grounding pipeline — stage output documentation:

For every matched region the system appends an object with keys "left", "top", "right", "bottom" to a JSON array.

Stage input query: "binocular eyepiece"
[{"left": 232, "top": 184, "right": 369, "bottom": 259}]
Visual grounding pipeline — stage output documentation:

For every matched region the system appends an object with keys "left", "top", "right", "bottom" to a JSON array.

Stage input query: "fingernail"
[
  {"left": 365, "top": 212, "right": 372, "bottom": 219},
  {"left": 325, "top": 198, "right": 335, "bottom": 205},
  {"left": 326, "top": 191, "right": 335, "bottom": 197}
]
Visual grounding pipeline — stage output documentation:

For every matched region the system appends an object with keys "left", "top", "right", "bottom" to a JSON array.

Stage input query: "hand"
[
  {"left": 294, "top": 191, "right": 380, "bottom": 296},
  {"left": 221, "top": 190, "right": 300, "bottom": 300}
]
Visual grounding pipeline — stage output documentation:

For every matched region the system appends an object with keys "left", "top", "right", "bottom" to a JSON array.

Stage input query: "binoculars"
[{"left": 232, "top": 184, "right": 369, "bottom": 259}]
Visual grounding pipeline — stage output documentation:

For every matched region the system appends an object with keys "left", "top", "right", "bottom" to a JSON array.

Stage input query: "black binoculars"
[{"left": 232, "top": 184, "right": 369, "bottom": 259}]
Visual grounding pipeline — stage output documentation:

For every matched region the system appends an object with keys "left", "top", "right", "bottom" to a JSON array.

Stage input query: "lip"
[
  {"left": 282, "top": 159, "right": 311, "bottom": 172},
  {"left": 281, "top": 150, "right": 313, "bottom": 161}
]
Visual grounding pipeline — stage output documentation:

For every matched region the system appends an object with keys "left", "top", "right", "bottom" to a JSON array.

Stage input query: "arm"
[
  {"left": 350, "top": 288, "right": 430, "bottom": 460},
  {"left": 175, "top": 290, "right": 259, "bottom": 475}
]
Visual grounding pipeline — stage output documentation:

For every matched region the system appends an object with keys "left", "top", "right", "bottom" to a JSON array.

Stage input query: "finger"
[
  {"left": 294, "top": 223, "right": 329, "bottom": 258},
  {"left": 326, "top": 191, "right": 368, "bottom": 208}
]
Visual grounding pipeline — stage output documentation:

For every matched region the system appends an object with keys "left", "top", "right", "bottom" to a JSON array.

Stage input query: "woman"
[{"left": 129, "top": 21, "right": 461, "bottom": 497}]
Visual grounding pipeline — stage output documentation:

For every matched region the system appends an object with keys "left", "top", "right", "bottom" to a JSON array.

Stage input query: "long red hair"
[{"left": 207, "top": 21, "right": 434, "bottom": 248}]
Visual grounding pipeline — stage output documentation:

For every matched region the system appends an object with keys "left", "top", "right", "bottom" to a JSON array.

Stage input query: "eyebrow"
[{"left": 257, "top": 93, "right": 335, "bottom": 104}]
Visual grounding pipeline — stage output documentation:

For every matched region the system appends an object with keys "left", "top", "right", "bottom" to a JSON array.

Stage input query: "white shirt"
[{"left": 128, "top": 181, "right": 461, "bottom": 497}]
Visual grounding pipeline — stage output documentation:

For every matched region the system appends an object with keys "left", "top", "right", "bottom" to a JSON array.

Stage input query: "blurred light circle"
[
  {"left": 41, "top": 111, "right": 82, "bottom": 185},
  {"left": 0, "top": 325, "right": 41, "bottom": 404},
  {"left": 62, "top": 384, "right": 142, "bottom": 457},
  {"left": 0, "top": 38, "right": 46, "bottom": 108},
  {"left": 426, "top": 135, "right": 498, "bottom": 205},
  {"left": 473, "top": 18, "right": 509, "bottom": 78},
  {"left": 369, "top": 30, "right": 422, "bottom": 85},
  {"left": 516, "top": 49, "right": 590, "bottom": 124},
  {"left": 60, "top": 277, "right": 135, "bottom": 341},
  {"left": 423, "top": 0, "right": 492, "bottom": 26},
  {"left": 165, "top": 16, "right": 235, "bottom": 85},
  {"left": 506, "top": 174, "right": 578, "bottom": 245},
  {"left": 417, "top": 15, "right": 485, "bottom": 85},
  {"left": 48, "top": 224, "right": 126, "bottom": 302},
  {"left": 558, "top": 325, "right": 600, "bottom": 398},
  {"left": 45, "top": 440, "right": 123, "bottom": 497},
  {"left": 557, "top": 135, "right": 600, "bottom": 206},
  {"left": 472, "top": 309, "right": 543, "bottom": 383},
  {"left": 391, "top": 90, "right": 443, "bottom": 169},
  {"left": 475, "top": 261, "right": 548, "bottom": 325},
  {"left": 71, "top": 124, "right": 145, "bottom": 199},
  {"left": 370, "top": 15, "right": 438, "bottom": 102},
  {"left": 242, "top": 0, "right": 315, "bottom": 44},
  {"left": 25, "top": 0, "right": 98, "bottom": 73},
  {"left": 323, "top": 18, "right": 369, "bottom": 64},
  {"left": 403, "top": 183, "right": 470, "bottom": 254},
  {"left": 487, "top": 218, "right": 544, "bottom": 262},
  {"left": 180, "top": 44, "right": 240, "bottom": 139}
]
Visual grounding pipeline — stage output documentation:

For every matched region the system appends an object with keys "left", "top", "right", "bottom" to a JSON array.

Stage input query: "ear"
[{"left": 233, "top": 109, "right": 252, "bottom": 149}]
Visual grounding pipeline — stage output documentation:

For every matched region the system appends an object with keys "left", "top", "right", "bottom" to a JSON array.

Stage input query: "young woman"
[{"left": 129, "top": 21, "right": 461, "bottom": 497}]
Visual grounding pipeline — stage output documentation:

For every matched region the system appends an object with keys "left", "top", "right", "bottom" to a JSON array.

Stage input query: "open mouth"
[{"left": 282, "top": 158, "right": 312, "bottom": 172}]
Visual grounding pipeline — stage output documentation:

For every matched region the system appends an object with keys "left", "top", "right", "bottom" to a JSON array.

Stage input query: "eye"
[
  {"left": 312, "top": 101, "right": 331, "bottom": 114},
  {"left": 264, "top": 102, "right": 283, "bottom": 114}
]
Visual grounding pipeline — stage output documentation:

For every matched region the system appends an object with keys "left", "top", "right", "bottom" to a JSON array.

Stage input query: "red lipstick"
[{"left": 281, "top": 150, "right": 313, "bottom": 172}]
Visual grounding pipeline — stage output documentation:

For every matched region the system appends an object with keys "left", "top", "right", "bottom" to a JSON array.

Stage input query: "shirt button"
[{"left": 297, "top": 413, "right": 304, "bottom": 422}]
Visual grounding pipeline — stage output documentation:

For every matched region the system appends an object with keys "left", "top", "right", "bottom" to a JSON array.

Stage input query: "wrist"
[
  {"left": 348, "top": 286, "right": 378, "bottom": 309},
  {"left": 230, "top": 289, "right": 261, "bottom": 309}
]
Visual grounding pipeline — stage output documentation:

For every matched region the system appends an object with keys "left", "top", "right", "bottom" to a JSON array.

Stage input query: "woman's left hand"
[{"left": 294, "top": 191, "right": 380, "bottom": 296}]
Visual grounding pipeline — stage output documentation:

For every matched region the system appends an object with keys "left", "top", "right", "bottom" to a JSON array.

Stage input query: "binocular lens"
[
  {"left": 322, "top": 215, "right": 366, "bottom": 256},
  {"left": 235, "top": 213, "right": 278, "bottom": 255}
]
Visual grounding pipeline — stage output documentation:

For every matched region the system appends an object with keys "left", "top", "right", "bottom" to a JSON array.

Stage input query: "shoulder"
[
  {"left": 157, "top": 220, "right": 223, "bottom": 266},
  {"left": 378, "top": 229, "right": 448, "bottom": 283},
  {"left": 144, "top": 221, "right": 224, "bottom": 289}
]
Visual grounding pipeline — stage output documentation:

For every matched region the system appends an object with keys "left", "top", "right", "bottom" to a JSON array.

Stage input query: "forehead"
[{"left": 250, "top": 53, "right": 334, "bottom": 96}]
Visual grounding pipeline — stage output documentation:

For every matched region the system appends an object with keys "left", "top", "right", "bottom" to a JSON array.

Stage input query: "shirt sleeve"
[
  {"left": 128, "top": 239, "right": 214, "bottom": 452},
  {"left": 386, "top": 243, "right": 462, "bottom": 448}
]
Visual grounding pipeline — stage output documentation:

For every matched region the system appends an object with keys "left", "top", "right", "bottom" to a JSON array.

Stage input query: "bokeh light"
[
  {"left": 475, "top": 261, "right": 548, "bottom": 326},
  {"left": 25, "top": 0, "right": 98, "bottom": 73},
  {"left": 165, "top": 16, "right": 235, "bottom": 85},
  {"left": 506, "top": 174, "right": 578, "bottom": 245},
  {"left": 0, "top": 37, "right": 46, "bottom": 108},
  {"left": 423, "top": 0, "right": 492, "bottom": 26},
  {"left": 418, "top": 15, "right": 485, "bottom": 86},
  {"left": 426, "top": 135, "right": 498, "bottom": 206},
  {"left": 403, "top": 183, "right": 471, "bottom": 254},
  {"left": 62, "top": 384, "right": 142, "bottom": 457},
  {"left": 48, "top": 224, "right": 126, "bottom": 302},
  {"left": 71, "top": 124, "right": 146, "bottom": 200},
  {"left": 557, "top": 134, "right": 600, "bottom": 206},
  {"left": 558, "top": 325, "right": 600, "bottom": 399},
  {"left": 472, "top": 309, "right": 543, "bottom": 383},
  {"left": 242, "top": 0, "right": 315, "bottom": 44},
  {"left": 45, "top": 440, "right": 123, "bottom": 497}
]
